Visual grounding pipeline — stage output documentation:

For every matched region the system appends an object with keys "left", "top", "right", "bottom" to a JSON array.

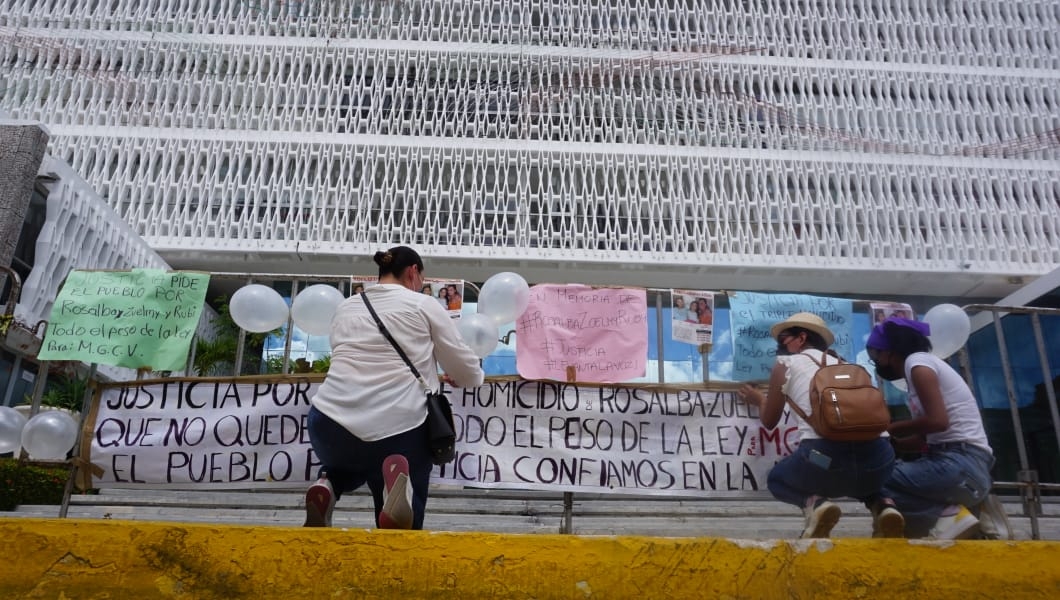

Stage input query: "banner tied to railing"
[{"left": 90, "top": 379, "right": 801, "bottom": 496}]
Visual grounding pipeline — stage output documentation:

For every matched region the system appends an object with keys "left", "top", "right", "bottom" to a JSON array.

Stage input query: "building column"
[{"left": 0, "top": 121, "right": 49, "bottom": 274}]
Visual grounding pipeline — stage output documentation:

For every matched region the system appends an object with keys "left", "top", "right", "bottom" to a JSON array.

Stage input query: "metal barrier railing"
[
  {"left": 960, "top": 304, "right": 1060, "bottom": 540},
  {"left": 197, "top": 278, "right": 1060, "bottom": 536},
  {"left": 14, "top": 270, "right": 1058, "bottom": 537}
]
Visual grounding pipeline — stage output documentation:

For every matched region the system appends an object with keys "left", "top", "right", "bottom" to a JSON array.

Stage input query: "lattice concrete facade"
[
  {"left": 21, "top": 155, "right": 172, "bottom": 327},
  {"left": 13, "top": 152, "right": 218, "bottom": 380},
  {"left": 2, "top": 1, "right": 1059, "bottom": 298}
]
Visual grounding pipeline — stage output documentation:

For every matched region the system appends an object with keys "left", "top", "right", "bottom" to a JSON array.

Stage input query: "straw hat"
[{"left": 769, "top": 312, "right": 835, "bottom": 347}]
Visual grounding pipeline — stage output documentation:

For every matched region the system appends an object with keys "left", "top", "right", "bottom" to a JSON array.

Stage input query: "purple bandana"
[{"left": 866, "top": 317, "right": 931, "bottom": 350}]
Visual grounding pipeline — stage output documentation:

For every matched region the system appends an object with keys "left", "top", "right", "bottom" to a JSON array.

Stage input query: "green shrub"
[
  {"left": 40, "top": 376, "right": 89, "bottom": 412},
  {"left": 311, "top": 355, "right": 331, "bottom": 372},
  {"left": 0, "top": 458, "right": 68, "bottom": 510}
]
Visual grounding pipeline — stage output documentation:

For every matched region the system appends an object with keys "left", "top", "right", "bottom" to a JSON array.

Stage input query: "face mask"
[{"left": 875, "top": 364, "right": 903, "bottom": 381}]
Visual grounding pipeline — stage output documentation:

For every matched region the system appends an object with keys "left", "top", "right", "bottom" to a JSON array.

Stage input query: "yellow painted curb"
[{"left": 1, "top": 519, "right": 1058, "bottom": 599}]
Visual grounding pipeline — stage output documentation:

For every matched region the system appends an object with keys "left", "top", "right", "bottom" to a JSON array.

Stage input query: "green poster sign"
[{"left": 39, "top": 269, "right": 210, "bottom": 371}]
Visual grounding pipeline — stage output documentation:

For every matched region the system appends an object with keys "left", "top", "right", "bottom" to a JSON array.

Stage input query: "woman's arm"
[
  {"left": 422, "top": 299, "right": 484, "bottom": 388},
  {"left": 887, "top": 365, "right": 950, "bottom": 437},
  {"left": 737, "top": 361, "right": 789, "bottom": 429}
]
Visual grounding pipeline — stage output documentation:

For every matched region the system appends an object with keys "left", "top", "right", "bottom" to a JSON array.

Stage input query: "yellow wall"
[{"left": 1, "top": 519, "right": 1058, "bottom": 599}]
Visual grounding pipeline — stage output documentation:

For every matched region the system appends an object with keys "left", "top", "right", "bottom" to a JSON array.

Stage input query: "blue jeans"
[
  {"left": 769, "top": 437, "right": 895, "bottom": 507},
  {"left": 882, "top": 443, "right": 995, "bottom": 537},
  {"left": 307, "top": 406, "right": 432, "bottom": 529}
]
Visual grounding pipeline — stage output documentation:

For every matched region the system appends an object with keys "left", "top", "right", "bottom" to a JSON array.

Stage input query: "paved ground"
[{"left": 5, "top": 486, "right": 1058, "bottom": 540}]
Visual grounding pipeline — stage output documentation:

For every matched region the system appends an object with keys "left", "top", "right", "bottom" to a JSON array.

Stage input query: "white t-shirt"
[
  {"left": 311, "top": 283, "right": 485, "bottom": 441},
  {"left": 904, "top": 352, "right": 992, "bottom": 453},
  {"left": 777, "top": 349, "right": 835, "bottom": 442}
]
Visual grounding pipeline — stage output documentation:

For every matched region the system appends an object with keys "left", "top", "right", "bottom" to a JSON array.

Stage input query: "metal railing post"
[
  {"left": 656, "top": 292, "right": 665, "bottom": 384},
  {"left": 1030, "top": 313, "right": 1060, "bottom": 475},
  {"left": 1018, "top": 470, "right": 1042, "bottom": 540},
  {"left": 282, "top": 279, "right": 299, "bottom": 374},
  {"left": 233, "top": 277, "right": 252, "bottom": 376},
  {"left": 561, "top": 492, "right": 574, "bottom": 534},
  {"left": 961, "top": 303, "right": 1060, "bottom": 540},
  {"left": 989, "top": 311, "right": 1032, "bottom": 472}
]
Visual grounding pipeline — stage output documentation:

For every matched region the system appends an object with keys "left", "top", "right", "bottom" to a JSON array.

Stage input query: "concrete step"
[{"left": 5, "top": 487, "right": 1059, "bottom": 540}]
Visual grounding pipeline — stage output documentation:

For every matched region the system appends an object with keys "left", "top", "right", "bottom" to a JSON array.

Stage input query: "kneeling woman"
[
  {"left": 738, "top": 313, "right": 901, "bottom": 538},
  {"left": 866, "top": 317, "right": 994, "bottom": 539}
]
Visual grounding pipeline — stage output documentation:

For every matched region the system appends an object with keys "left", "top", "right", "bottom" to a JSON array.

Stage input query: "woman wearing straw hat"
[{"left": 738, "top": 312, "right": 901, "bottom": 538}]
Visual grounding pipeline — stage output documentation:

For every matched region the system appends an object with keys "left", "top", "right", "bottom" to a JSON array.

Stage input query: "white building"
[
  {"left": 1, "top": 1, "right": 1058, "bottom": 299},
  {"left": 0, "top": 114, "right": 217, "bottom": 394},
  {"left": 3, "top": 2, "right": 1060, "bottom": 488}
]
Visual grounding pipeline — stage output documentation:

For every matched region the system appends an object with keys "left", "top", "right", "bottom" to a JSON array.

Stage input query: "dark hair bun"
[{"left": 372, "top": 246, "right": 423, "bottom": 278}]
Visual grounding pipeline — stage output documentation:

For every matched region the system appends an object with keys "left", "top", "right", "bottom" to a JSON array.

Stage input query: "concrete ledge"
[{"left": 1, "top": 519, "right": 1058, "bottom": 599}]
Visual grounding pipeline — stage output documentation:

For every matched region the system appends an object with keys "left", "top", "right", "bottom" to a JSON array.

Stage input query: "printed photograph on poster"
[
  {"left": 870, "top": 302, "right": 915, "bottom": 326},
  {"left": 421, "top": 279, "right": 464, "bottom": 318},
  {"left": 349, "top": 275, "right": 377, "bottom": 296},
  {"left": 671, "top": 290, "right": 715, "bottom": 345}
]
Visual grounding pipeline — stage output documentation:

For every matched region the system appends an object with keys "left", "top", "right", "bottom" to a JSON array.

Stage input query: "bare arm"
[{"left": 737, "top": 361, "right": 789, "bottom": 429}]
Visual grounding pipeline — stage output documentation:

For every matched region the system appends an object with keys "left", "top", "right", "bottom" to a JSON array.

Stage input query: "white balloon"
[
  {"left": 477, "top": 272, "right": 531, "bottom": 326},
  {"left": 923, "top": 303, "right": 971, "bottom": 359},
  {"left": 0, "top": 406, "right": 28, "bottom": 454},
  {"left": 291, "top": 285, "right": 345, "bottom": 336},
  {"left": 20, "top": 411, "right": 78, "bottom": 460},
  {"left": 229, "top": 284, "right": 290, "bottom": 333},
  {"left": 457, "top": 313, "right": 500, "bottom": 359}
]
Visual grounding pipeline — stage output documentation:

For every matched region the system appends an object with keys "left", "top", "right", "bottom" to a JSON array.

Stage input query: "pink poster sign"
[{"left": 515, "top": 284, "right": 648, "bottom": 383}]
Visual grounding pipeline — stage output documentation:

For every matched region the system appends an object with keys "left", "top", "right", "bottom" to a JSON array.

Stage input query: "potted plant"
[{"left": 17, "top": 373, "right": 87, "bottom": 422}]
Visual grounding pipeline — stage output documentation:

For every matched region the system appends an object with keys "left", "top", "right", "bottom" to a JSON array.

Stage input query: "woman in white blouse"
[{"left": 303, "top": 246, "right": 484, "bottom": 530}]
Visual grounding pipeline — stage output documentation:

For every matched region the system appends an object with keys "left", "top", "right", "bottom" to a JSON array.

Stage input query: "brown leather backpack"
[{"left": 785, "top": 352, "right": 891, "bottom": 442}]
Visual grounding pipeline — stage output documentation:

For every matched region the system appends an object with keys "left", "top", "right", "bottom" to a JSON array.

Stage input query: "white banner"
[{"left": 89, "top": 379, "right": 799, "bottom": 496}]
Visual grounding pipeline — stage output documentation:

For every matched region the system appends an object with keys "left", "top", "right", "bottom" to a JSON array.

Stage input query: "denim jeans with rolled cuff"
[
  {"left": 307, "top": 406, "right": 432, "bottom": 530},
  {"left": 881, "top": 442, "right": 995, "bottom": 537},
  {"left": 768, "top": 437, "right": 896, "bottom": 508}
]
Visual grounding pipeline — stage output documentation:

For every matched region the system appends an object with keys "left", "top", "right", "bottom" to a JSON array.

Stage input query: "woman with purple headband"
[{"left": 866, "top": 317, "right": 995, "bottom": 539}]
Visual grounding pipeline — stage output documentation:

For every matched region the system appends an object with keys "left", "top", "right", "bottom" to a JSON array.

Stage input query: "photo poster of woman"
[
  {"left": 348, "top": 275, "right": 377, "bottom": 296},
  {"left": 671, "top": 289, "right": 715, "bottom": 345},
  {"left": 421, "top": 279, "right": 465, "bottom": 318},
  {"left": 869, "top": 301, "right": 916, "bottom": 326}
]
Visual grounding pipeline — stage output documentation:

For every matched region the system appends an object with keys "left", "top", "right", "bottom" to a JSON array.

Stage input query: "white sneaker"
[
  {"left": 874, "top": 507, "right": 905, "bottom": 538},
  {"left": 976, "top": 495, "right": 1012, "bottom": 540},
  {"left": 801, "top": 499, "right": 842, "bottom": 538},
  {"left": 929, "top": 505, "right": 979, "bottom": 540}
]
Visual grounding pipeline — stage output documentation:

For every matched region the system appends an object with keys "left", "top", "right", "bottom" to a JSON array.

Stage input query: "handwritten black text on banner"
[
  {"left": 90, "top": 380, "right": 798, "bottom": 495},
  {"left": 39, "top": 269, "right": 208, "bottom": 370}
]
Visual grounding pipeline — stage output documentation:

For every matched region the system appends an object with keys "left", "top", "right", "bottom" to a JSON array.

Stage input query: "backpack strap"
[
  {"left": 783, "top": 350, "right": 842, "bottom": 422},
  {"left": 784, "top": 394, "right": 812, "bottom": 422},
  {"left": 800, "top": 350, "right": 844, "bottom": 368}
]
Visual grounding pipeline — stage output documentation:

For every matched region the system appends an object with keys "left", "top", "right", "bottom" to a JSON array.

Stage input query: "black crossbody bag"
[{"left": 361, "top": 292, "right": 457, "bottom": 465}]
